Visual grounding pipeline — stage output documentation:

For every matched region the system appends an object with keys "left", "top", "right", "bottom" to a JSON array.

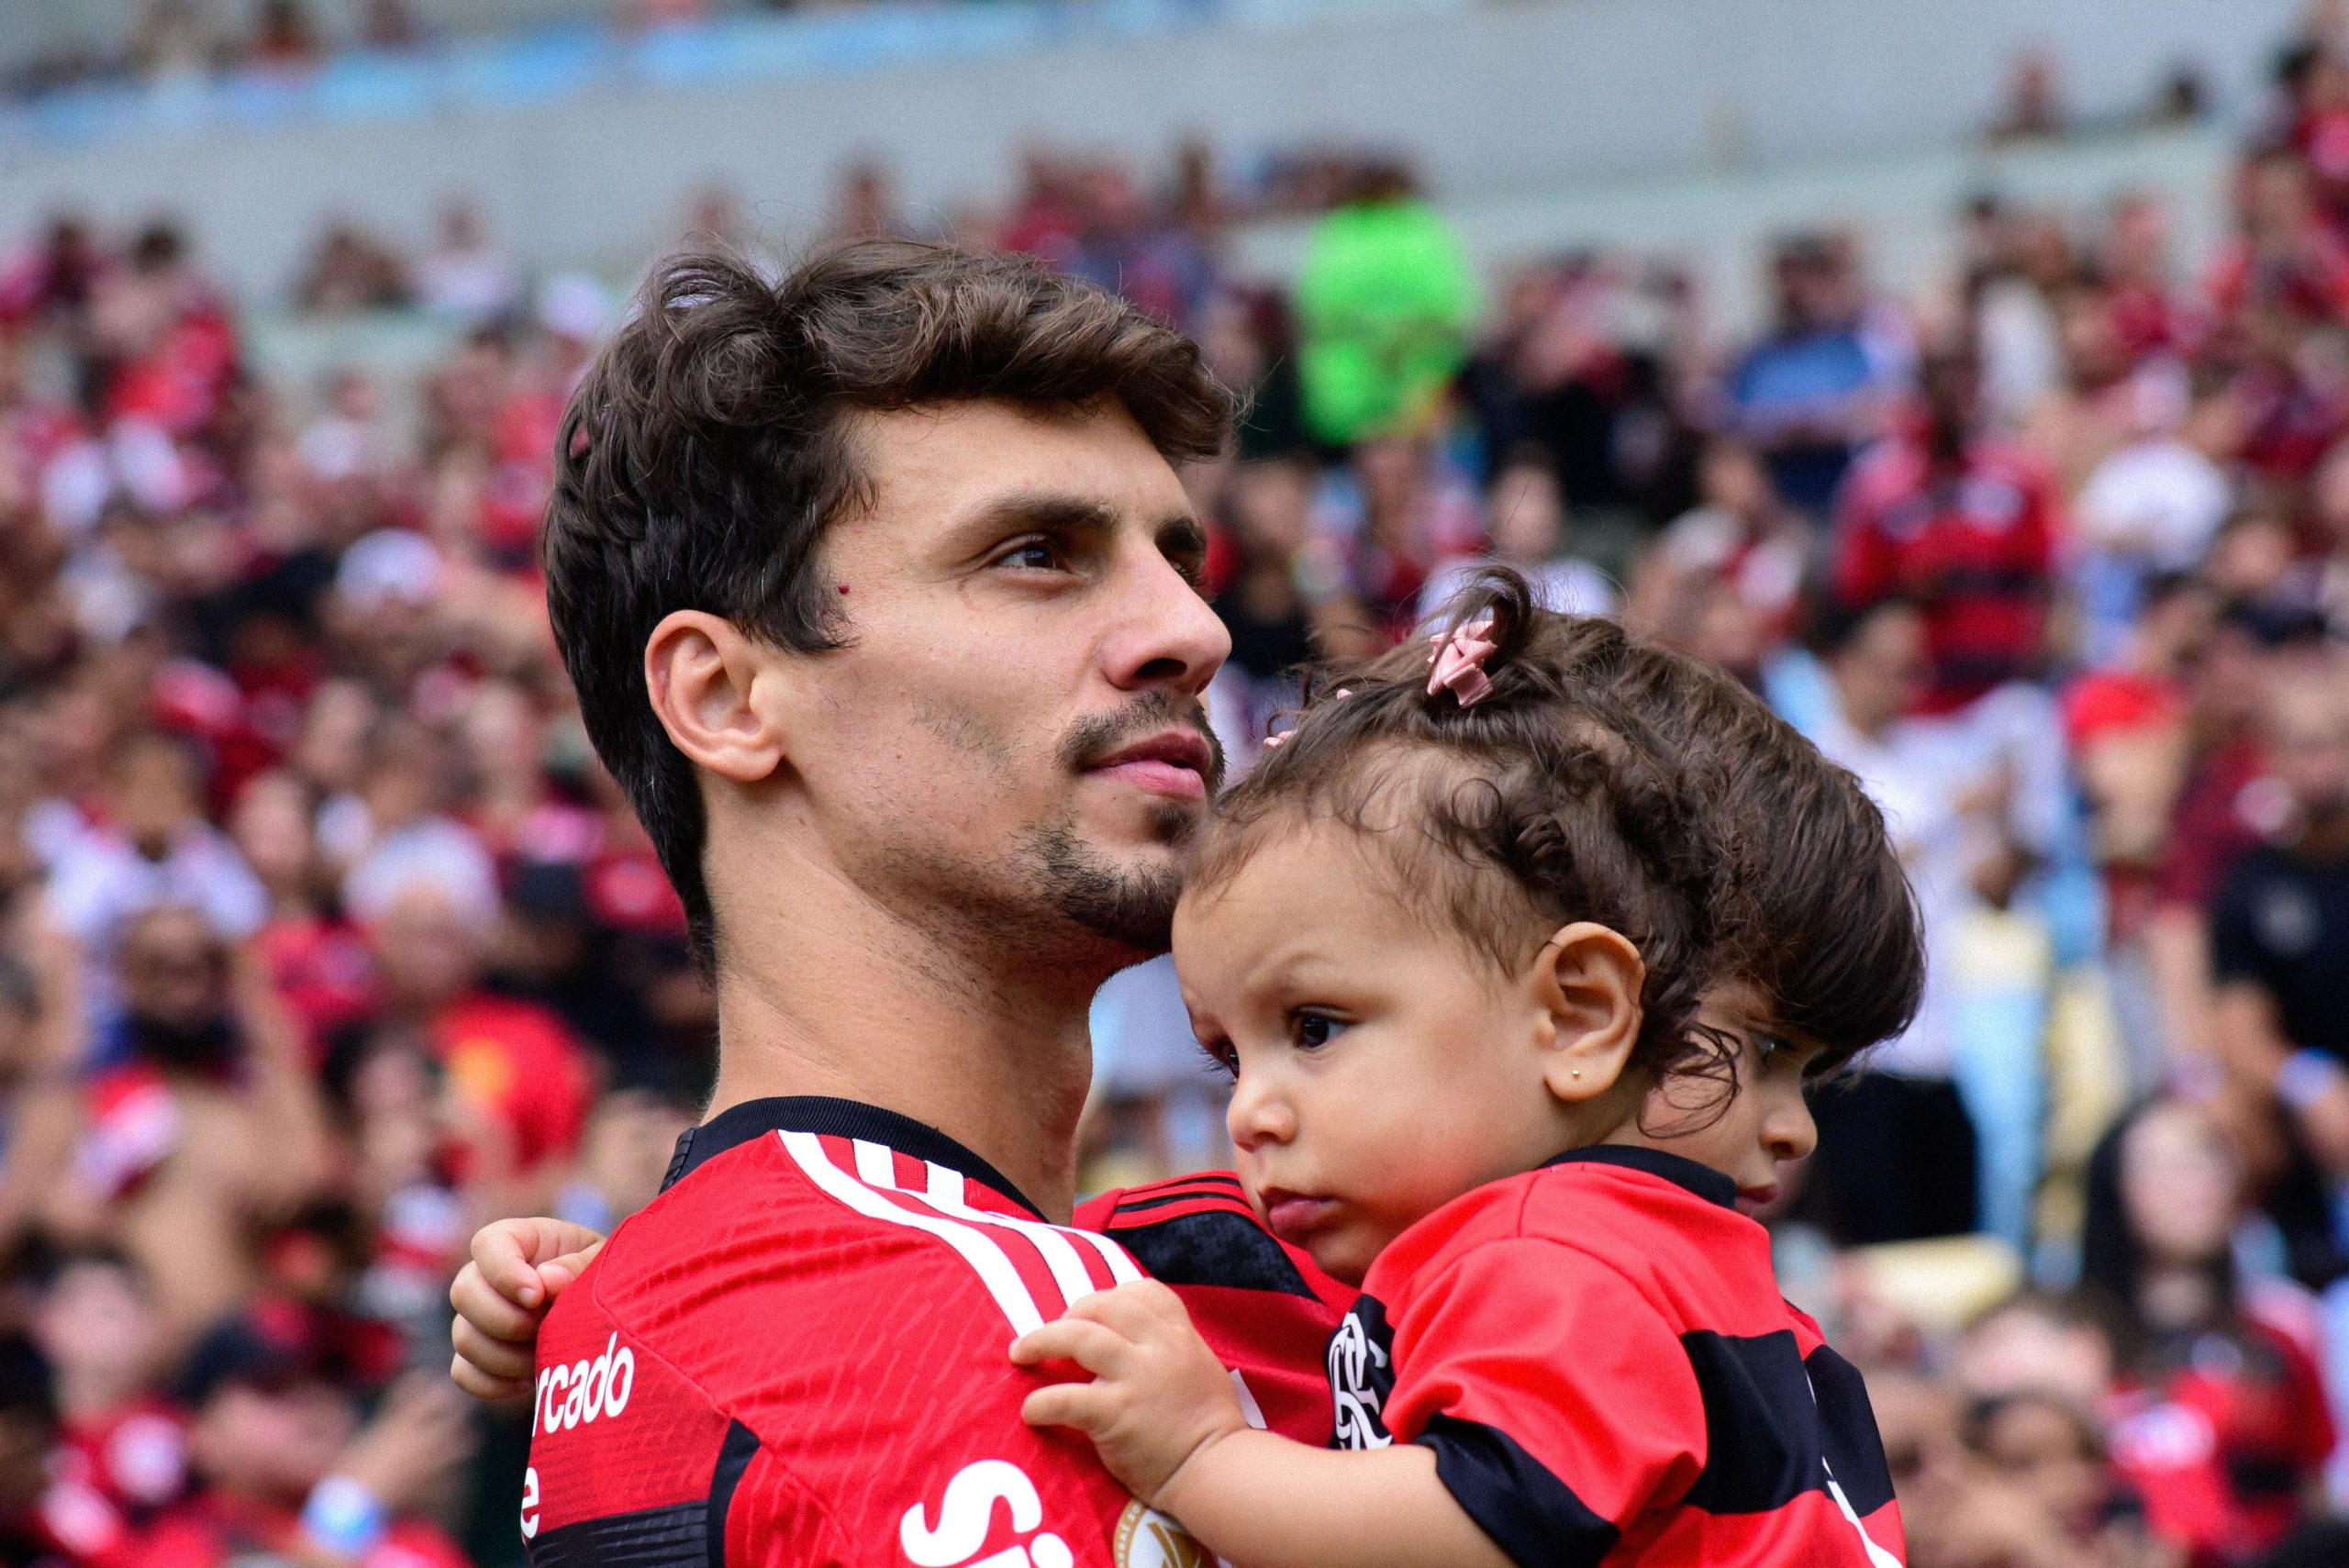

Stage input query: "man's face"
[{"left": 773, "top": 400, "right": 1229, "bottom": 965}]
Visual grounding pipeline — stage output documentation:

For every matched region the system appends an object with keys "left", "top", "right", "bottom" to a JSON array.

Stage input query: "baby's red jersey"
[
  {"left": 522, "top": 1098, "right": 1347, "bottom": 1568},
  {"left": 1330, "top": 1146, "right": 1904, "bottom": 1568}
]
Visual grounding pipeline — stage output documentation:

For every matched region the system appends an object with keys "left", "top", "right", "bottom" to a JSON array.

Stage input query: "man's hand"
[
  {"left": 1009, "top": 1279, "right": 1247, "bottom": 1510},
  {"left": 448, "top": 1217, "right": 605, "bottom": 1400}
]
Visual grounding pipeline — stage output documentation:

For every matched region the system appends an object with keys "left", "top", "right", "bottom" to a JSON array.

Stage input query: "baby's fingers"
[
  {"left": 1066, "top": 1278, "right": 1190, "bottom": 1335},
  {"left": 1009, "top": 1318, "right": 1130, "bottom": 1376},
  {"left": 1020, "top": 1379, "right": 1119, "bottom": 1434}
]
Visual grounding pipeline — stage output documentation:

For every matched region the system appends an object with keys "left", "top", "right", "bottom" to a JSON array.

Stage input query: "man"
[
  {"left": 2214, "top": 652, "right": 2349, "bottom": 1180},
  {"left": 1726, "top": 234, "right": 1898, "bottom": 519},
  {"left": 1831, "top": 350, "right": 2060, "bottom": 715},
  {"left": 467, "top": 241, "right": 1347, "bottom": 1566},
  {"left": 1796, "top": 600, "right": 1984, "bottom": 1244},
  {"left": 42, "top": 907, "right": 334, "bottom": 1351},
  {"left": 142, "top": 1320, "right": 473, "bottom": 1568},
  {"left": 454, "top": 242, "right": 1917, "bottom": 1566}
]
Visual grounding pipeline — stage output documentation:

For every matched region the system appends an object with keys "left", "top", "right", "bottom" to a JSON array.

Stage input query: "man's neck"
[{"left": 702, "top": 868, "right": 1107, "bottom": 1224}]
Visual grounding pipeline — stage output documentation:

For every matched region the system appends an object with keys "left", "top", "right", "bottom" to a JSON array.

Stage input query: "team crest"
[
  {"left": 1327, "top": 1298, "right": 1397, "bottom": 1450},
  {"left": 1113, "top": 1499, "right": 1213, "bottom": 1568}
]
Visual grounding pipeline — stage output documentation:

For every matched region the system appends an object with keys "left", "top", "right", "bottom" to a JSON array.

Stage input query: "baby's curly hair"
[{"left": 1190, "top": 570, "right": 1734, "bottom": 1094}]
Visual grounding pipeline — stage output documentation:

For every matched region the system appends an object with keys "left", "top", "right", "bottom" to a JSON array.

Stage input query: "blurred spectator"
[
  {"left": 1060, "top": 161, "right": 1214, "bottom": 335},
  {"left": 1798, "top": 598, "right": 1985, "bottom": 1244},
  {"left": 2212, "top": 653, "right": 2349, "bottom": 1185},
  {"left": 819, "top": 160, "right": 906, "bottom": 249},
  {"left": 1725, "top": 234, "right": 1901, "bottom": 517},
  {"left": 357, "top": 0, "right": 424, "bottom": 53},
  {"left": 1642, "top": 439, "right": 1807, "bottom": 644},
  {"left": 1416, "top": 447, "right": 1615, "bottom": 623},
  {"left": 2072, "top": 371, "right": 2232, "bottom": 668},
  {"left": 2085, "top": 1097, "right": 2336, "bottom": 1565},
  {"left": 294, "top": 225, "right": 410, "bottom": 318},
  {"left": 1832, "top": 350, "right": 2062, "bottom": 711},
  {"left": 248, "top": 1, "right": 323, "bottom": 73},
  {"left": 155, "top": 1335, "right": 473, "bottom": 1568},
  {"left": 27, "top": 1247, "right": 188, "bottom": 1522},
  {"left": 42, "top": 733, "right": 268, "bottom": 1006},
  {"left": 1294, "top": 163, "right": 1476, "bottom": 447},
  {"left": 1987, "top": 48, "right": 2073, "bottom": 145},
  {"left": 39, "top": 908, "right": 333, "bottom": 1349},
  {"left": 415, "top": 201, "right": 523, "bottom": 329},
  {"left": 130, "top": 3, "right": 219, "bottom": 82}
]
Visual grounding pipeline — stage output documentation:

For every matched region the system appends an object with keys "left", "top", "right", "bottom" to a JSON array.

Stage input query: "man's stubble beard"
[
  {"left": 879, "top": 690, "right": 1222, "bottom": 983},
  {"left": 1013, "top": 797, "right": 1197, "bottom": 957}
]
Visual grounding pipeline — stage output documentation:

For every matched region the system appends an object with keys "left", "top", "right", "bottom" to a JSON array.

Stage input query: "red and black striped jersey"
[
  {"left": 1329, "top": 1146, "right": 1905, "bottom": 1568},
  {"left": 521, "top": 1097, "right": 1347, "bottom": 1568},
  {"left": 1076, "top": 1170, "right": 1354, "bottom": 1448}
]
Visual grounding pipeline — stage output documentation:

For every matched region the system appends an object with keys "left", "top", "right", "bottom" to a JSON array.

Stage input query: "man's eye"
[
  {"left": 995, "top": 539, "right": 1064, "bottom": 573},
  {"left": 1291, "top": 1012, "right": 1348, "bottom": 1050}
]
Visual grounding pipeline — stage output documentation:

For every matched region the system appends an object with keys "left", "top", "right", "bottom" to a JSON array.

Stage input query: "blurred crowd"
[
  {"left": 5, "top": 3, "right": 2349, "bottom": 1566},
  {"left": 4, "top": 0, "right": 1161, "bottom": 105}
]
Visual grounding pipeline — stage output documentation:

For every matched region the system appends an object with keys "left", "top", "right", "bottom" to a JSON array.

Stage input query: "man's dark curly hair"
[{"left": 543, "top": 240, "right": 1232, "bottom": 964}]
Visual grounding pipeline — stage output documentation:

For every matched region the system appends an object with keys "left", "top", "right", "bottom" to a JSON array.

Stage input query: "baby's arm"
[{"left": 1011, "top": 1282, "right": 1509, "bottom": 1568}]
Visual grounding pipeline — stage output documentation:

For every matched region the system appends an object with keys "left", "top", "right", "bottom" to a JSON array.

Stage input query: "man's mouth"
[{"left": 1083, "top": 728, "right": 1215, "bottom": 802}]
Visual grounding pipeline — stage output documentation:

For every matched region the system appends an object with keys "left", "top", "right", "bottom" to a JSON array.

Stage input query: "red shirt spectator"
[
  {"left": 430, "top": 991, "right": 594, "bottom": 1173},
  {"left": 1832, "top": 428, "right": 2061, "bottom": 711}
]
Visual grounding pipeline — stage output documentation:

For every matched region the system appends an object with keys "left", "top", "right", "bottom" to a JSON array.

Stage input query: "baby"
[{"left": 1011, "top": 573, "right": 1914, "bottom": 1566}]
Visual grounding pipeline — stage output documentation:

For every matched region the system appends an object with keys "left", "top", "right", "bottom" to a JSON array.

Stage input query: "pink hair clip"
[{"left": 1427, "top": 618, "right": 1498, "bottom": 709}]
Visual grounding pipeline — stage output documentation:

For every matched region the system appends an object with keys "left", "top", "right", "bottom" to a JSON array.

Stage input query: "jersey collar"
[
  {"left": 661, "top": 1095, "right": 1050, "bottom": 1219},
  {"left": 1539, "top": 1145, "right": 1740, "bottom": 1210}
]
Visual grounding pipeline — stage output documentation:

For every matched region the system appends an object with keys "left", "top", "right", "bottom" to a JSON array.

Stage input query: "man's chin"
[{"left": 1019, "top": 820, "right": 1186, "bottom": 957}]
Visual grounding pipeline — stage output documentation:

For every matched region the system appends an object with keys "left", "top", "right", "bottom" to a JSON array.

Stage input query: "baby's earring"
[{"left": 1571, "top": 1069, "right": 1582, "bottom": 1080}]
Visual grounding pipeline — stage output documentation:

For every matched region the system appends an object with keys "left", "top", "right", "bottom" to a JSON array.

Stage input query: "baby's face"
[
  {"left": 1170, "top": 821, "right": 1598, "bottom": 1285},
  {"left": 1635, "top": 984, "right": 1824, "bottom": 1214}
]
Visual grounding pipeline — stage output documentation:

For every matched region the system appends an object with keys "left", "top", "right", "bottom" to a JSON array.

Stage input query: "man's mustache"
[{"left": 1059, "top": 692, "right": 1227, "bottom": 795}]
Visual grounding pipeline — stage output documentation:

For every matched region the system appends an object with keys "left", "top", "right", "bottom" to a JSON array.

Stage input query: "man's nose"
[{"left": 1100, "top": 545, "right": 1230, "bottom": 698}]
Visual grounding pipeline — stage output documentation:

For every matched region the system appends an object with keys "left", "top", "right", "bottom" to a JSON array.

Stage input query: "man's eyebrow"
[
  {"left": 1157, "top": 513, "right": 1208, "bottom": 561},
  {"left": 957, "top": 492, "right": 1119, "bottom": 540}
]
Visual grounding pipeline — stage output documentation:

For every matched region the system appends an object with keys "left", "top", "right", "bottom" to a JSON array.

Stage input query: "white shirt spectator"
[
  {"left": 341, "top": 815, "right": 499, "bottom": 936},
  {"left": 1416, "top": 554, "right": 1616, "bottom": 627},
  {"left": 1805, "top": 706, "right": 1975, "bottom": 1080},
  {"left": 2076, "top": 436, "right": 2231, "bottom": 572},
  {"left": 42, "top": 820, "right": 267, "bottom": 953}
]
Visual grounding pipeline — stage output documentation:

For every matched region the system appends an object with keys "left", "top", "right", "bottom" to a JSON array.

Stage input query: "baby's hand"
[
  {"left": 1010, "top": 1279, "right": 1247, "bottom": 1507},
  {"left": 448, "top": 1217, "right": 606, "bottom": 1400}
]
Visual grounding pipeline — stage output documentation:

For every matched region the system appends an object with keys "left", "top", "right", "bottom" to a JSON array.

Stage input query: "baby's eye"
[
  {"left": 1290, "top": 1011, "right": 1349, "bottom": 1050},
  {"left": 1756, "top": 1032, "right": 1823, "bottom": 1077},
  {"left": 1199, "top": 1038, "right": 1238, "bottom": 1079}
]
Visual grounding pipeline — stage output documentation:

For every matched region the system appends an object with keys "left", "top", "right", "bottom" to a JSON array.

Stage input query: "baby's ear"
[{"left": 1531, "top": 922, "right": 1645, "bottom": 1104}]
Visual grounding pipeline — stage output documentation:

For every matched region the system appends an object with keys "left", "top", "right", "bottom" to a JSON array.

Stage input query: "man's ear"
[
  {"left": 643, "top": 610, "right": 790, "bottom": 784},
  {"left": 1529, "top": 922, "right": 1645, "bottom": 1105}
]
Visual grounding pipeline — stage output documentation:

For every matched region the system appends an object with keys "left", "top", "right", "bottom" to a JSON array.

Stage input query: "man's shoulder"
[
  {"left": 562, "top": 1129, "right": 1142, "bottom": 1392},
  {"left": 1079, "top": 1171, "right": 1345, "bottom": 1306},
  {"left": 529, "top": 1129, "right": 1159, "bottom": 1565}
]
